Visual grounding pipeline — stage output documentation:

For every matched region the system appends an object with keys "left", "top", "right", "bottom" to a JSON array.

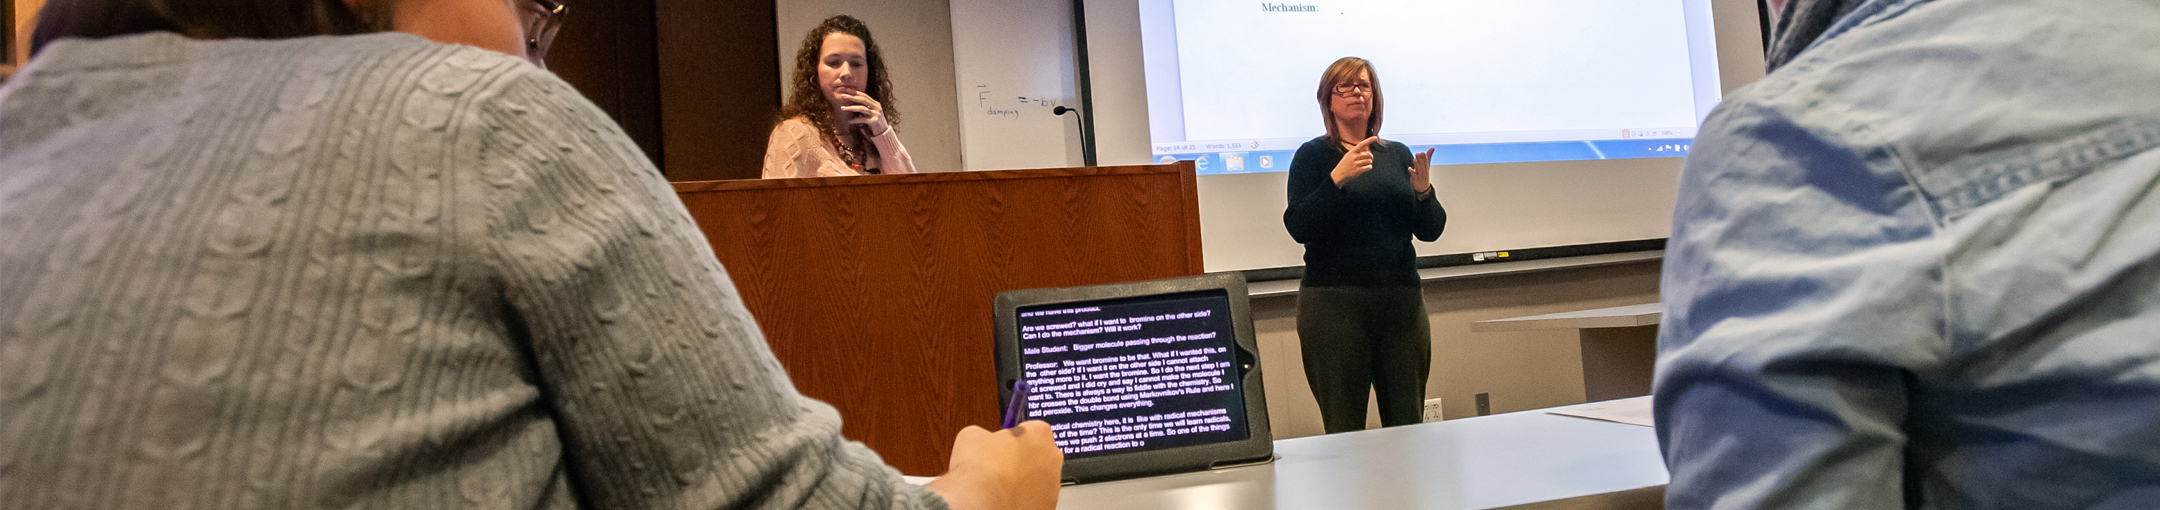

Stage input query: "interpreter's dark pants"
[{"left": 1296, "top": 285, "right": 1432, "bottom": 434}]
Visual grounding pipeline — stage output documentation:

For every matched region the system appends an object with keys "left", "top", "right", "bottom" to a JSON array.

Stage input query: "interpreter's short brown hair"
[{"left": 1316, "top": 56, "right": 1384, "bottom": 150}]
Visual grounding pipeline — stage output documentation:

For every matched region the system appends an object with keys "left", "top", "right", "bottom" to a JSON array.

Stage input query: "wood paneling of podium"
[{"left": 671, "top": 163, "right": 1203, "bottom": 475}]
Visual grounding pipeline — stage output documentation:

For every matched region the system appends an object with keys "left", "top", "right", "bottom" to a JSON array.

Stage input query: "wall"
[
  {"left": 545, "top": 0, "right": 663, "bottom": 166},
  {"left": 6, "top": 0, "right": 765, "bottom": 180},
  {"left": 654, "top": 0, "right": 781, "bottom": 181},
  {"left": 949, "top": 0, "right": 1087, "bottom": 170},
  {"left": 1256, "top": 259, "right": 1661, "bottom": 439},
  {"left": 10, "top": 0, "right": 43, "bottom": 67},
  {"left": 777, "top": 0, "right": 965, "bottom": 174}
]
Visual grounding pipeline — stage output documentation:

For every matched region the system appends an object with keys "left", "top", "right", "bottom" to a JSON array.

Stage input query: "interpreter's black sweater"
[{"left": 1283, "top": 136, "right": 1448, "bottom": 287}]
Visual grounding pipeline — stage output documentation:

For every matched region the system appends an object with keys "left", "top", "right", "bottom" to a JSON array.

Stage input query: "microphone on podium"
[{"left": 1053, "top": 106, "right": 1091, "bottom": 163}]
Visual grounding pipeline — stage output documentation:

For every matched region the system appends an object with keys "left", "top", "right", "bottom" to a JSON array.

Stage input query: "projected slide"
[{"left": 1139, "top": 0, "right": 1724, "bottom": 174}]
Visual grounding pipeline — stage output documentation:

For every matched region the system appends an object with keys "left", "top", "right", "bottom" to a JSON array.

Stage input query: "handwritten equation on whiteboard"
[{"left": 976, "top": 83, "right": 1070, "bottom": 120}]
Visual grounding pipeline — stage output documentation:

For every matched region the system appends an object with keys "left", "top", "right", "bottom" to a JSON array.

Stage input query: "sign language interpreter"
[{"left": 1282, "top": 56, "right": 1449, "bottom": 434}]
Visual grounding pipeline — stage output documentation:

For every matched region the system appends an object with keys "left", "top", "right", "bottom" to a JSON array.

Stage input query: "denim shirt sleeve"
[
  {"left": 1657, "top": 99, "right": 1944, "bottom": 510},
  {"left": 1656, "top": 0, "right": 2160, "bottom": 508}
]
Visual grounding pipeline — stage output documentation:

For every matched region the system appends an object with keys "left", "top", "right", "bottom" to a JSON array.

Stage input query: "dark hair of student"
[
  {"left": 1316, "top": 56, "right": 1385, "bottom": 150},
  {"left": 31, "top": 0, "right": 389, "bottom": 56},
  {"left": 775, "top": 15, "right": 900, "bottom": 158}
]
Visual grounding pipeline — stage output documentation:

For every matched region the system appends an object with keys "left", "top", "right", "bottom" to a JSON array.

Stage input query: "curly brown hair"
[{"left": 778, "top": 15, "right": 900, "bottom": 164}]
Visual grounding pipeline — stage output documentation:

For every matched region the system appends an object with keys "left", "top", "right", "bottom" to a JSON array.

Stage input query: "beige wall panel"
[{"left": 1258, "top": 260, "right": 1661, "bottom": 439}]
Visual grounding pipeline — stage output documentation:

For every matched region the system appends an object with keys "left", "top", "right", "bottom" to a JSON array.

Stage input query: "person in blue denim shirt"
[{"left": 1655, "top": 0, "right": 2160, "bottom": 508}]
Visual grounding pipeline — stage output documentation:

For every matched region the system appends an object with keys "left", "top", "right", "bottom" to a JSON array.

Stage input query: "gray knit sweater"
[{"left": 0, "top": 32, "right": 945, "bottom": 509}]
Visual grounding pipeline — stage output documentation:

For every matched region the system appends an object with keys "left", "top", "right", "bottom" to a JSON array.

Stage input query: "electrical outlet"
[
  {"left": 1475, "top": 393, "right": 1491, "bottom": 416},
  {"left": 1422, "top": 398, "right": 1445, "bottom": 422}
]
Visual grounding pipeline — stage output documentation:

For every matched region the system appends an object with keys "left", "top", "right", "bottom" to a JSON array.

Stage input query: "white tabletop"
[
  {"left": 1055, "top": 397, "right": 1667, "bottom": 510},
  {"left": 1246, "top": 251, "right": 1665, "bottom": 298},
  {"left": 1469, "top": 303, "right": 1663, "bottom": 332}
]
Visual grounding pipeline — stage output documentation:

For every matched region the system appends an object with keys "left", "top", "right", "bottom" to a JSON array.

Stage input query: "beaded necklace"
[{"left": 830, "top": 127, "right": 880, "bottom": 174}]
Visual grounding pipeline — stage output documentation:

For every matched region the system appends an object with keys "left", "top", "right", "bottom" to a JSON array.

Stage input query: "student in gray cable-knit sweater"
[{"left": 0, "top": 1, "right": 1062, "bottom": 508}]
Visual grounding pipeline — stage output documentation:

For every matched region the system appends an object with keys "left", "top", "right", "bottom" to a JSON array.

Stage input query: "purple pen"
[{"left": 1001, "top": 380, "right": 1031, "bottom": 429}]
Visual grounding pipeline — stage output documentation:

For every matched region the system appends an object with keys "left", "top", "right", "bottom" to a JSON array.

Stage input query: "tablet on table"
[{"left": 993, "top": 273, "right": 1275, "bottom": 484}]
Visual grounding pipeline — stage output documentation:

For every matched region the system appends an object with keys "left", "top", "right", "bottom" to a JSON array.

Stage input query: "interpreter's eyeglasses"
[
  {"left": 520, "top": 0, "right": 568, "bottom": 67},
  {"left": 1332, "top": 81, "right": 1373, "bottom": 95}
]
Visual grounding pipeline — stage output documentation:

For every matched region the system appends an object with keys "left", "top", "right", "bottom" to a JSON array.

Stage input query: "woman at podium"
[
  {"left": 1283, "top": 57, "right": 1448, "bottom": 433},
  {"left": 763, "top": 15, "right": 918, "bottom": 178}
]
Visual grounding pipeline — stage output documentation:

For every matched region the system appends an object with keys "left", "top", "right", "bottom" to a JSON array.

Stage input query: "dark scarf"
[{"left": 1764, "top": 0, "right": 1869, "bottom": 72}]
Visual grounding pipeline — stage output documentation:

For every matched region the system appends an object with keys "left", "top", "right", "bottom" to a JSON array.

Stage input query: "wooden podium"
[{"left": 671, "top": 163, "right": 1203, "bottom": 475}]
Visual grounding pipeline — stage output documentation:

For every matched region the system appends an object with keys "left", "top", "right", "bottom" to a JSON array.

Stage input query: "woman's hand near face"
[
  {"left": 1408, "top": 147, "right": 1435, "bottom": 194},
  {"left": 1331, "top": 136, "right": 1379, "bottom": 187},
  {"left": 836, "top": 90, "right": 892, "bottom": 136}
]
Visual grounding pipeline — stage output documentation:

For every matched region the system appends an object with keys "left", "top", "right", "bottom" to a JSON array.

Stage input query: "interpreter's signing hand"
[
  {"left": 1331, "top": 136, "right": 1379, "bottom": 187},
  {"left": 837, "top": 90, "right": 893, "bottom": 137},
  {"left": 925, "top": 421, "right": 1064, "bottom": 510},
  {"left": 1409, "top": 146, "right": 1435, "bottom": 194}
]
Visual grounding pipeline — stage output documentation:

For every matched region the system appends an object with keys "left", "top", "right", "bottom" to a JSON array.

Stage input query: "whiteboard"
[{"left": 949, "top": 0, "right": 1088, "bottom": 171}]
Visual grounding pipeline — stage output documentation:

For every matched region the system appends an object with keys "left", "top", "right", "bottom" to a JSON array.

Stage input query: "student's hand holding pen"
[{"left": 926, "top": 419, "right": 1063, "bottom": 510}]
